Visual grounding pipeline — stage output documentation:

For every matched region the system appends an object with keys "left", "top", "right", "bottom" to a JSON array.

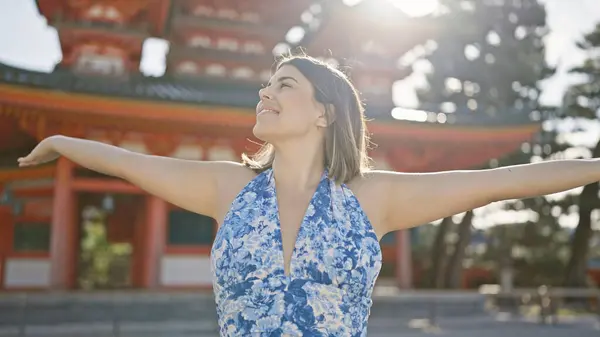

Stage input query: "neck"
[{"left": 271, "top": 139, "right": 325, "bottom": 191}]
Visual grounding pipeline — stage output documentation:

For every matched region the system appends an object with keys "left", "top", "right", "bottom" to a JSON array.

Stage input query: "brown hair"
[{"left": 242, "top": 54, "right": 372, "bottom": 184}]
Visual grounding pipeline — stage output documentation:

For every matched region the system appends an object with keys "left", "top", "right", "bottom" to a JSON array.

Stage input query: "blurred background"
[{"left": 0, "top": 0, "right": 599, "bottom": 336}]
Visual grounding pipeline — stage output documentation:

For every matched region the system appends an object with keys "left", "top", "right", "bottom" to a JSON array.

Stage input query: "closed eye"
[{"left": 262, "top": 82, "right": 291, "bottom": 88}]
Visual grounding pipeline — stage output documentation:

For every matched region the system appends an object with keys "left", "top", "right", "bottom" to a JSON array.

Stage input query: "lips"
[
  {"left": 257, "top": 109, "right": 279, "bottom": 115},
  {"left": 256, "top": 103, "right": 280, "bottom": 115}
]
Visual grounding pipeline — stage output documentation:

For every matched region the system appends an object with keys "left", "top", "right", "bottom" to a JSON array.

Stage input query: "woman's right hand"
[
  {"left": 13, "top": 135, "right": 251, "bottom": 220},
  {"left": 17, "top": 136, "right": 61, "bottom": 167}
]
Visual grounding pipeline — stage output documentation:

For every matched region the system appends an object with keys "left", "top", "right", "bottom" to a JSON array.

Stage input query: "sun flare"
[
  {"left": 391, "top": 0, "right": 439, "bottom": 17},
  {"left": 343, "top": 0, "right": 439, "bottom": 17}
]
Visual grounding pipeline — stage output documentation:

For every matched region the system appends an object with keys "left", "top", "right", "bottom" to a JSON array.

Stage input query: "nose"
[{"left": 259, "top": 87, "right": 272, "bottom": 100}]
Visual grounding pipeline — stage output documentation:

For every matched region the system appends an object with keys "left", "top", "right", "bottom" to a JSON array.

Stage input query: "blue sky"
[{"left": 0, "top": 0, "right": 599, "bottom": 108}]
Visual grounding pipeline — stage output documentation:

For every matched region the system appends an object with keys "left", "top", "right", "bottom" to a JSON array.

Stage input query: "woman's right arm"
[{"left": 18, "top": 135, "right": 241, "bottom": 218}]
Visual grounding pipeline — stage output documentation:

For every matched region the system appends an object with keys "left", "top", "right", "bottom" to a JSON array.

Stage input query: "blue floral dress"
[{"left": 210, "top": 169, "right": 382, "bottom": 336}]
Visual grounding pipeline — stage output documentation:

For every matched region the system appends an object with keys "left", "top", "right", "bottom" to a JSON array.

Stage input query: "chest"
[
  {"left": 211, "top": 174, "right": 383, "bottom": 289},
  {"left": 275, "top": 190, "right": 316, "bottom": 273}
]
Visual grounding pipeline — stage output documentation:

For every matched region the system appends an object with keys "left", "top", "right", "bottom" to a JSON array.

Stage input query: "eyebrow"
[{"left": 267, "top": 76, "right": 298, "bottom": 86}]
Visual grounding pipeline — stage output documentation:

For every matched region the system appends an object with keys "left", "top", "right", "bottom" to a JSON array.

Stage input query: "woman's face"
[{"left": 253, "top": 64, "right": 327, "bottom": 143}]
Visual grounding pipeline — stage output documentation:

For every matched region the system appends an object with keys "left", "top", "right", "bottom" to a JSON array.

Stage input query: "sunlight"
[
  {"left": 343, "top": 0, "right": 439, "bottom": 17},
  {"left": 391, "top": 0, "right": 439, "bottom": 17},
  {"left": 391, "top": 107, "right": 428, "bottom": 122}
]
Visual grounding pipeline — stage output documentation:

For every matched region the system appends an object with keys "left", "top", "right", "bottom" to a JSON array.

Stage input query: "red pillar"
[
  {"left": 131, "top": 203, "right": 147, "bottom": 288},
  {"left": 395, "top": 230, "right": 413, "bottom": 289},
  {"left": 141, "top": 195, "right": 167, "bottom": 288},
  {"left": 0, "top": 205, "right": 12, "bottom": 289},
  {"left": 49, "top": 158, "right": 75, "bottom": 289}
]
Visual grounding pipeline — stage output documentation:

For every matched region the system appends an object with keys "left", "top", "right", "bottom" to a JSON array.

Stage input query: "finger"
[{"left": 17, "top": 157, "right": 36, "bottom": 166}]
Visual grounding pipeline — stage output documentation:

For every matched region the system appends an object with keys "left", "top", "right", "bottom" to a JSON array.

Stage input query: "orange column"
[
  {"left": 131, "top": 203, "right": 147, "bottom": 287},
  {"left": 395, "top": 230, "right": 413, "bottom": 289},
  {"left": 49, "top": 158, "right": 75, "bottom": 289},
  {"left": 141, "top": 195, "right": 167, "bottom": 288},
  {"left": 0, "top": 205, "right": 12, "bottom": 289}
]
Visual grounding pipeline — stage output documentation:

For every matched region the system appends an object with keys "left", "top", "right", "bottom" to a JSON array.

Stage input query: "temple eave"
[{"left": 0, "top": 81, "right": 540, "bottom": 141}]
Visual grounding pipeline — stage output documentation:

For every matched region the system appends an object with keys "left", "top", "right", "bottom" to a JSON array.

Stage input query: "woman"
[{"left": 17, "top": 55, "right": 600, "bottom": 336}]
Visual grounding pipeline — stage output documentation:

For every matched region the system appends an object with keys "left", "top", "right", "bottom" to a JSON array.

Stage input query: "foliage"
[
  {"left": 78, "top": 207, "right": 132, "bottom": 290},
  {"left": 553, "top": 23, "right": 600, "bottom": 287},
  {"left": 413, "top": 0, "right": 556, "bottom": 288}
]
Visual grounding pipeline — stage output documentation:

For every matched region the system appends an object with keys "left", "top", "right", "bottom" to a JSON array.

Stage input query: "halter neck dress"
[{"left": 210, "top": 169, "right": 382, "bottom": 336}]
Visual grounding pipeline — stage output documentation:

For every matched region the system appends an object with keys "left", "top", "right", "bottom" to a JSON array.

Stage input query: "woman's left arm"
[{"left": 377, "top": 159, "right": 600, "bottom": 232}]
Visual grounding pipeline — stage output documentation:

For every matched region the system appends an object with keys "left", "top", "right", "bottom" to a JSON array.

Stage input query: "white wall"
[
  {"left": 3, "top": 258, "right": 51, "bottom": 288},
  {"left": 160, "top": 255, "right": 213, "bottom": 286}
]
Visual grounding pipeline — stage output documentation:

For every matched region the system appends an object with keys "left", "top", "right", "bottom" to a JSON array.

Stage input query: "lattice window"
[
  {"left": 75, "top": 53, "right": 126, "bottom": 76},
  {"left": 240, "top": 11, "right": 260, "bottom": 23},
  {"left": 216, "top": 8, "right": 238, "bottom": 20},
  {"left": 85, "top": 4, "right": 123, "bottom": 23},
  {"left": 167, "top": 210, "right": 215, "bottom": 247},
  {"left": 216, "top": 37, "right": 239, "bottom": 51},
  {"left": 13, "top": 222, "right": 50, "bottom": 252},
  {"left": 192, "top": 5, "right": 213, "bottom": 17},
  {"left": 188, "top": 35, "right": 211, "bottom": 48},
  {"left": 176, "top": 61, "right": 199, "bottom": 74},
  {"left": 243, "top": 41, "right": 264, "bottom": 54},
  {"left": 232, "top": 67, "right": 254, "bottom": 79},
  {"left": 206, "top": 64, "right": 227, "bottom": 76}
]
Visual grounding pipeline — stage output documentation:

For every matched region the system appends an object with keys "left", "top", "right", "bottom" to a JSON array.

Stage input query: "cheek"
[
  {"left": 281, "top": 109, "right": 316, "bottom": 128},
  {"left": 281, "top": 96, "right": 318, "bottom": 124}
]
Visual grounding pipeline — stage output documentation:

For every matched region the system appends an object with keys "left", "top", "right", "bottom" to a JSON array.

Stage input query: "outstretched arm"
[
  {"left": 18, "top": 135, "right": 245, "bottom": 218},
  {"left": 377, "top": 159, "right": 600, "bottom": 232}
]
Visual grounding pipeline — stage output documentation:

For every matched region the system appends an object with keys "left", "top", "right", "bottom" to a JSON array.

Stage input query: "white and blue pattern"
[{"left": 211, "top": 169, "right": 382, "bottom": 336}]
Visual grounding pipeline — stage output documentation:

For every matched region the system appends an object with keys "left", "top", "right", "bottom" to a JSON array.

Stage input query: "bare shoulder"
[
  {"left": 346, "top": 170, "right": 395, "bottom": 239},
  {"left": 212, "top": 161, "right": 258, "bottom": 224}
]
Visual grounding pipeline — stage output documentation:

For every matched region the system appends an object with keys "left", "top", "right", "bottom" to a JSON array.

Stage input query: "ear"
[{"left": 316, "top": 104, "right": 335, "bottom": 128}]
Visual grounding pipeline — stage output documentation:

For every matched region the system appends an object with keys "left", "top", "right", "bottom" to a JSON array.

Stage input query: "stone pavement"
[
  {"left": 368, "top": 313, "right": 599, "bottom": 337},
  {"left": 0, "top": 313, "right": 597, "bottom": 337},
  {"left": 0, "top": 291, "right": 598, "bottom": 337}
]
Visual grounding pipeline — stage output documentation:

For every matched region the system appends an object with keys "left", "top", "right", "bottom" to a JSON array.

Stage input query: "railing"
[
  {"left": 0, "top": 289, "right": 487, "bottom": 336},
  {"left": 479, "top": 284, "right": 600, "bottom": 325},
  {"left": 1, "top": 287, "right": 598, "bottom": 336},
  {"left": 372, "top": 286, "right": 486, "bottom": 328},
  {"left": 0, "top": 291, "right": 219, "bottom": 337}
]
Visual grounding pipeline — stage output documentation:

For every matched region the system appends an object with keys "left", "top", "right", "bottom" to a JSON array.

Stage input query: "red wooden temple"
[{"left": 0, "top": 0, "right": 540, "bottom": 291}]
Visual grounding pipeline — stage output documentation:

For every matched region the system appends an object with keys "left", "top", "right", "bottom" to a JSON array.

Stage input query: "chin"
[
  {"left": 252, "top": 120, "right": 307, "bottom": 143},
  {"left": 252, "top": 123, "right": 276, "bottom": 142}
]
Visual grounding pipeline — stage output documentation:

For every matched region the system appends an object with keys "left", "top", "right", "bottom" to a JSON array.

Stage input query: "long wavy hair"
[{"left": 242, "top": 54, "right": 372, "bottom": 184}]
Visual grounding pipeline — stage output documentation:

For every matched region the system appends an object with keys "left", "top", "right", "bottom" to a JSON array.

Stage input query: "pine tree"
[
  {"left": 416, "top": 0, "right": 555, "bottom": 288},
  {"left": 557, "top": 23, "right": 600, "bottom": 287}
]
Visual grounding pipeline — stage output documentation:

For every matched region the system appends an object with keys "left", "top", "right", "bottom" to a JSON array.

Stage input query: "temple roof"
[
  {"left": 0, "top": 62, "right": 536, "bottom": 128},
  {"left": 24, "top": 0, "right": 539, "bottom": 129},
  {"left": 35, "top": 0, "right": 171, "bottom": 36},
  {"left": 0, "top": 1, "right": 544, "bottom": 174}
]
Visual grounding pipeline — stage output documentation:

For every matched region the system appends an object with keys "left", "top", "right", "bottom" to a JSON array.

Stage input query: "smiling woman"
[{"left": 17, "top": 40, "right": 600, "bottom": 337}]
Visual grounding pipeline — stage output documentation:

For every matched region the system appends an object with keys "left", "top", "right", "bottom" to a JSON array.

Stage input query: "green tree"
[
  {"left": 556, "top": 23, "right": 600, "bottom": 287},
  {"left": 416, "top": 0, "right": 555, "bottom": 288}
]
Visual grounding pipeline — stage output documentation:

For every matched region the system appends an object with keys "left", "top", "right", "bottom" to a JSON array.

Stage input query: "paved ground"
[
  {"left": 367, "top": 314, "right": 600, "bottom": 337},
  {"left": 0, "top": 314, "right": 597, "bottom": 337},
  {"left": 1, "top": 290, "right": 597, "bottom": 337}
]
